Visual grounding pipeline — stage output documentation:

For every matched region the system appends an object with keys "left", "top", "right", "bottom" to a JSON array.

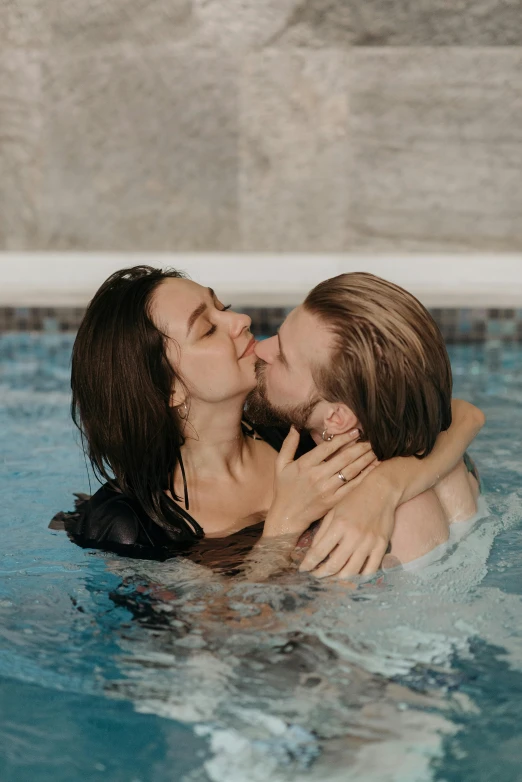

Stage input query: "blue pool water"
[{"left": 1, "top": 333, "right": 521, "bottom": 782}]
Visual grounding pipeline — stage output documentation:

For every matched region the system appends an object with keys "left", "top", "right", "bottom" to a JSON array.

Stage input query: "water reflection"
[{"left": 98, "top": 504, "right": 518, "bottom": 782}]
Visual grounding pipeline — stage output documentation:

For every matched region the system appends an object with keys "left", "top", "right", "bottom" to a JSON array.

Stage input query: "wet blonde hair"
[{"left": 304, "top": 272, "right": 452, "bottom": 460}]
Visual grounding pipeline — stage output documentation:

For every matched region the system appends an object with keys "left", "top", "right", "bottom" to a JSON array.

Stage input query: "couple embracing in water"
[{"left": 51, "top": 266, "right": 484, "bottom": 578}]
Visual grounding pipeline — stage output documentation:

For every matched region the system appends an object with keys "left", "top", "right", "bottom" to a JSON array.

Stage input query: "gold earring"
[
  {"left": 322, "top": 429, "right": 334, "bottom": 442},
  {"left": 178, "top": 402, "right": 188, "bottom": 419}
]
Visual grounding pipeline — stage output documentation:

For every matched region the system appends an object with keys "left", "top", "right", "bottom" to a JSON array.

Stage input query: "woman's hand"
[
  {"left": 298, "top": 398, "right": 486, "bottom": 579},
  {"left": 262, "top": 426, "right": 378, "bottom": 540},
  {"left": 299, "top": 469, "right": 397, "bottom": 578}
]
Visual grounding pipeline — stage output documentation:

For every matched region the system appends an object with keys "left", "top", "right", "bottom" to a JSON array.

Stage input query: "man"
[{"left": 249, "top": 272, "right": 483, "bottom": 577}]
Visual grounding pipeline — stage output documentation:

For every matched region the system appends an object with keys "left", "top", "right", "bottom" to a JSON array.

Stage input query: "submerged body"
[
  {"left": 386, "top": 456, "right": 480, "bottom": 566},
  {"left": 54, "top": 418, "right": 481, "bottom": 573}
]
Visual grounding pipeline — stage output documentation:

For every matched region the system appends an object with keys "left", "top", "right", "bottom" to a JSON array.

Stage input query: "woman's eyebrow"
[{"left": 186, "top": 288, "right": 217, "bottom": 336}]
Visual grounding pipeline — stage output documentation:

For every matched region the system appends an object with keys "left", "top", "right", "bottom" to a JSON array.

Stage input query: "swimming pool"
[{"left": 1, "top": 333, "right": 521, "bottom": 782}]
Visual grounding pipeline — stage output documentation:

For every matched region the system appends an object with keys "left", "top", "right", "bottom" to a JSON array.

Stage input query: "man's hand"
[{"left": 298, "top": 472, "right": 399, "bottom": 579}]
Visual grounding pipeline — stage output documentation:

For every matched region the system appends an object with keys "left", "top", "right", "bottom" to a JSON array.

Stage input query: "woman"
[{"left": 51, "top": 266, "right": 484, "bottom": 573}]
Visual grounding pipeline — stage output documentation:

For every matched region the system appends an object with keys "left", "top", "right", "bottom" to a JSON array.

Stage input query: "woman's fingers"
[
  {"left": 337, "top": 448, "right": 377, "bottom": 482},
  {"left": 359, "top": 462, "right": 379, "bottom": 479},
  {"left": 313, "top": 541, "right": 365, "bottom": 579},
  {"left": 276, "top": 425, "right": 301, "bottom": 468},
  {"left": 299, "top": 523, "right": 344, "bottom": 572},
  {"left": 300, "top": 429, "right": 360, "bottom": 467},
  {"left": 360, "top": 545, "right": 387, "bottom": 576},
  {"left": 340, "top": 462, "right": 378, "bottom": 492},
  {"left": 335, "top": 549, "right": 370, "bottom": 580},
  {"left": 323, "top": 451, "right": 378, "bottom": 493},
  {"left": 308, "top": 509, "right": 334, "bottom": 548},
  {"left": 301, "top": 532, "right": 387, "bottom": 579},
  {"left": 322, "top": 441, "right": 373, "bottom": 477}
]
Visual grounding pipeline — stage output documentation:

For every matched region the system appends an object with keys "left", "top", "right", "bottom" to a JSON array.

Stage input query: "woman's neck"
[{"left": 179, "top": 398, "right": 251, "bottom": 477}]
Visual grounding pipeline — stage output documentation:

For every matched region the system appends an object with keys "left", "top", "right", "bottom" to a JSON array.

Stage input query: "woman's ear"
[
  {"left": 323, "top": 403, "right": 358, "bottom": 435},
  {"left": 169, "top": 385, "right": 187, "bottom": 409}
]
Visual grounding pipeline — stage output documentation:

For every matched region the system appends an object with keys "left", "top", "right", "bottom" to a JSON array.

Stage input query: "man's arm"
[{"left": 299, "top": 399, "right": 485, "bottom": 577}]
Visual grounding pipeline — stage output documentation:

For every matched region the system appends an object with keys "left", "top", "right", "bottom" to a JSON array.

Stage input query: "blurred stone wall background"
[{"left": 1, "top": 0, "right": 522, "bottom": 253}]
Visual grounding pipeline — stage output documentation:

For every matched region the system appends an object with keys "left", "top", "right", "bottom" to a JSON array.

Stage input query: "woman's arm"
[
  {"left": 299, "top": 399, "right": 485, "bottom": 577},
  {"left": 240, "top": 533, "right": 301, "bottom": 581},
  {"left": 373, "top": 398, "right": 485, "bottom": 507}
]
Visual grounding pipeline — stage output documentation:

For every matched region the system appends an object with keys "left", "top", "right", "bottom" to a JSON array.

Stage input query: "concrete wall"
[{"left": 1, "top": 1, "right": 522, "bottom": 252}]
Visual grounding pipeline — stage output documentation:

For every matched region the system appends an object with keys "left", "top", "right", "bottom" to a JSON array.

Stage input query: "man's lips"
[{"left": 239, "top": 336, "right": 256, "bottom": 359}]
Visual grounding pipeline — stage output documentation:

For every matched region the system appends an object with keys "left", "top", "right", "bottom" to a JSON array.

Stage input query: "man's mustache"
[{"left": 254, "top": 357, "right": 267, "bottom": 381}]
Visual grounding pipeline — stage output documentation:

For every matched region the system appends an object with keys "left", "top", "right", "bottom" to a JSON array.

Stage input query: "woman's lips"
[{"left": 240, "top": 337, "right": 257, "bottom": 359}]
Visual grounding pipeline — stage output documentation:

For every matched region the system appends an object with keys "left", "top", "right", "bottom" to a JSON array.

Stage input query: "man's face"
[{"left": 248, "top": 305, "right": 334, "bottom": 432}]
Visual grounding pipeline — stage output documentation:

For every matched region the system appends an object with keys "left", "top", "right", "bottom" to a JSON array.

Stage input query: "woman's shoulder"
[
  {"left": 49, "top": 483, "right": 200, "bottom": 560},
  {"left": 75, "top": 484, "right": 144, "bottom": 544}
]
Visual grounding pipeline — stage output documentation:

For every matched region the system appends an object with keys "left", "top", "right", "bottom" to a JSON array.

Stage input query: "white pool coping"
[{"left": 1, "top": 253, "right": 521, "bottom": 308}]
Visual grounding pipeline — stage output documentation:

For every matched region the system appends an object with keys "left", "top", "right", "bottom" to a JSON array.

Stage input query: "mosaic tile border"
[{"left": 1, "top": 306, "right": 522, "bottom": 344}]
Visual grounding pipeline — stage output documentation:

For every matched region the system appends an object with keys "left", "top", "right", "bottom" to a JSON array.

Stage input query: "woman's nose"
[
  {"left": 229, "top": 310, "right": 252, "bottom": 338},
  {"left": 254, "top": 335, "right": 277, "bottom": 364}
]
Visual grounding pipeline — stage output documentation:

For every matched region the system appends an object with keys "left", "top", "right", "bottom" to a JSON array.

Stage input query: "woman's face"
[{"left": 150, "top": 278, "right": 257, "bottom": 406}]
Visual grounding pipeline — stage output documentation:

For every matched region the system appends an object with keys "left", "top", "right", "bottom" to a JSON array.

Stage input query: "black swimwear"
[{"left": 49, "top": 423, "right": 315, "bottom": 562}]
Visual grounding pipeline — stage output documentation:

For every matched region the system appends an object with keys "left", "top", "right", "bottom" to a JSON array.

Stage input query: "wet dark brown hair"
[
  {"left": 71, "top": 265, "right": 201, "bottom": 538},
  {"left": 304, "top": 272, "right": 452, "bottom": 461}
]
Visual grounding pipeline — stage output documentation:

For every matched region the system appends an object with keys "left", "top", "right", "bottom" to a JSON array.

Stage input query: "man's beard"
[{"left": 245, "top": 359, "right": 319, "bottom": 431}]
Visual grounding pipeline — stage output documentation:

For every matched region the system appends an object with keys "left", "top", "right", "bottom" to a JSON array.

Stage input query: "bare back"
[{"left": 386, "top": 458, "right": 480, "bottom": 566}]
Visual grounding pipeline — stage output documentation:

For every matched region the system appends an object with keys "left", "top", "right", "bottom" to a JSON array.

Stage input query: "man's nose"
[{"left": 254, "top": 335, "right": 277, "bottom": 364}]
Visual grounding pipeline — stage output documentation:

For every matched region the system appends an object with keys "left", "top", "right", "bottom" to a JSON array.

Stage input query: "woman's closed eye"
[{"left": 204, "top": 304, "right": 232, "bottom": 337}]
